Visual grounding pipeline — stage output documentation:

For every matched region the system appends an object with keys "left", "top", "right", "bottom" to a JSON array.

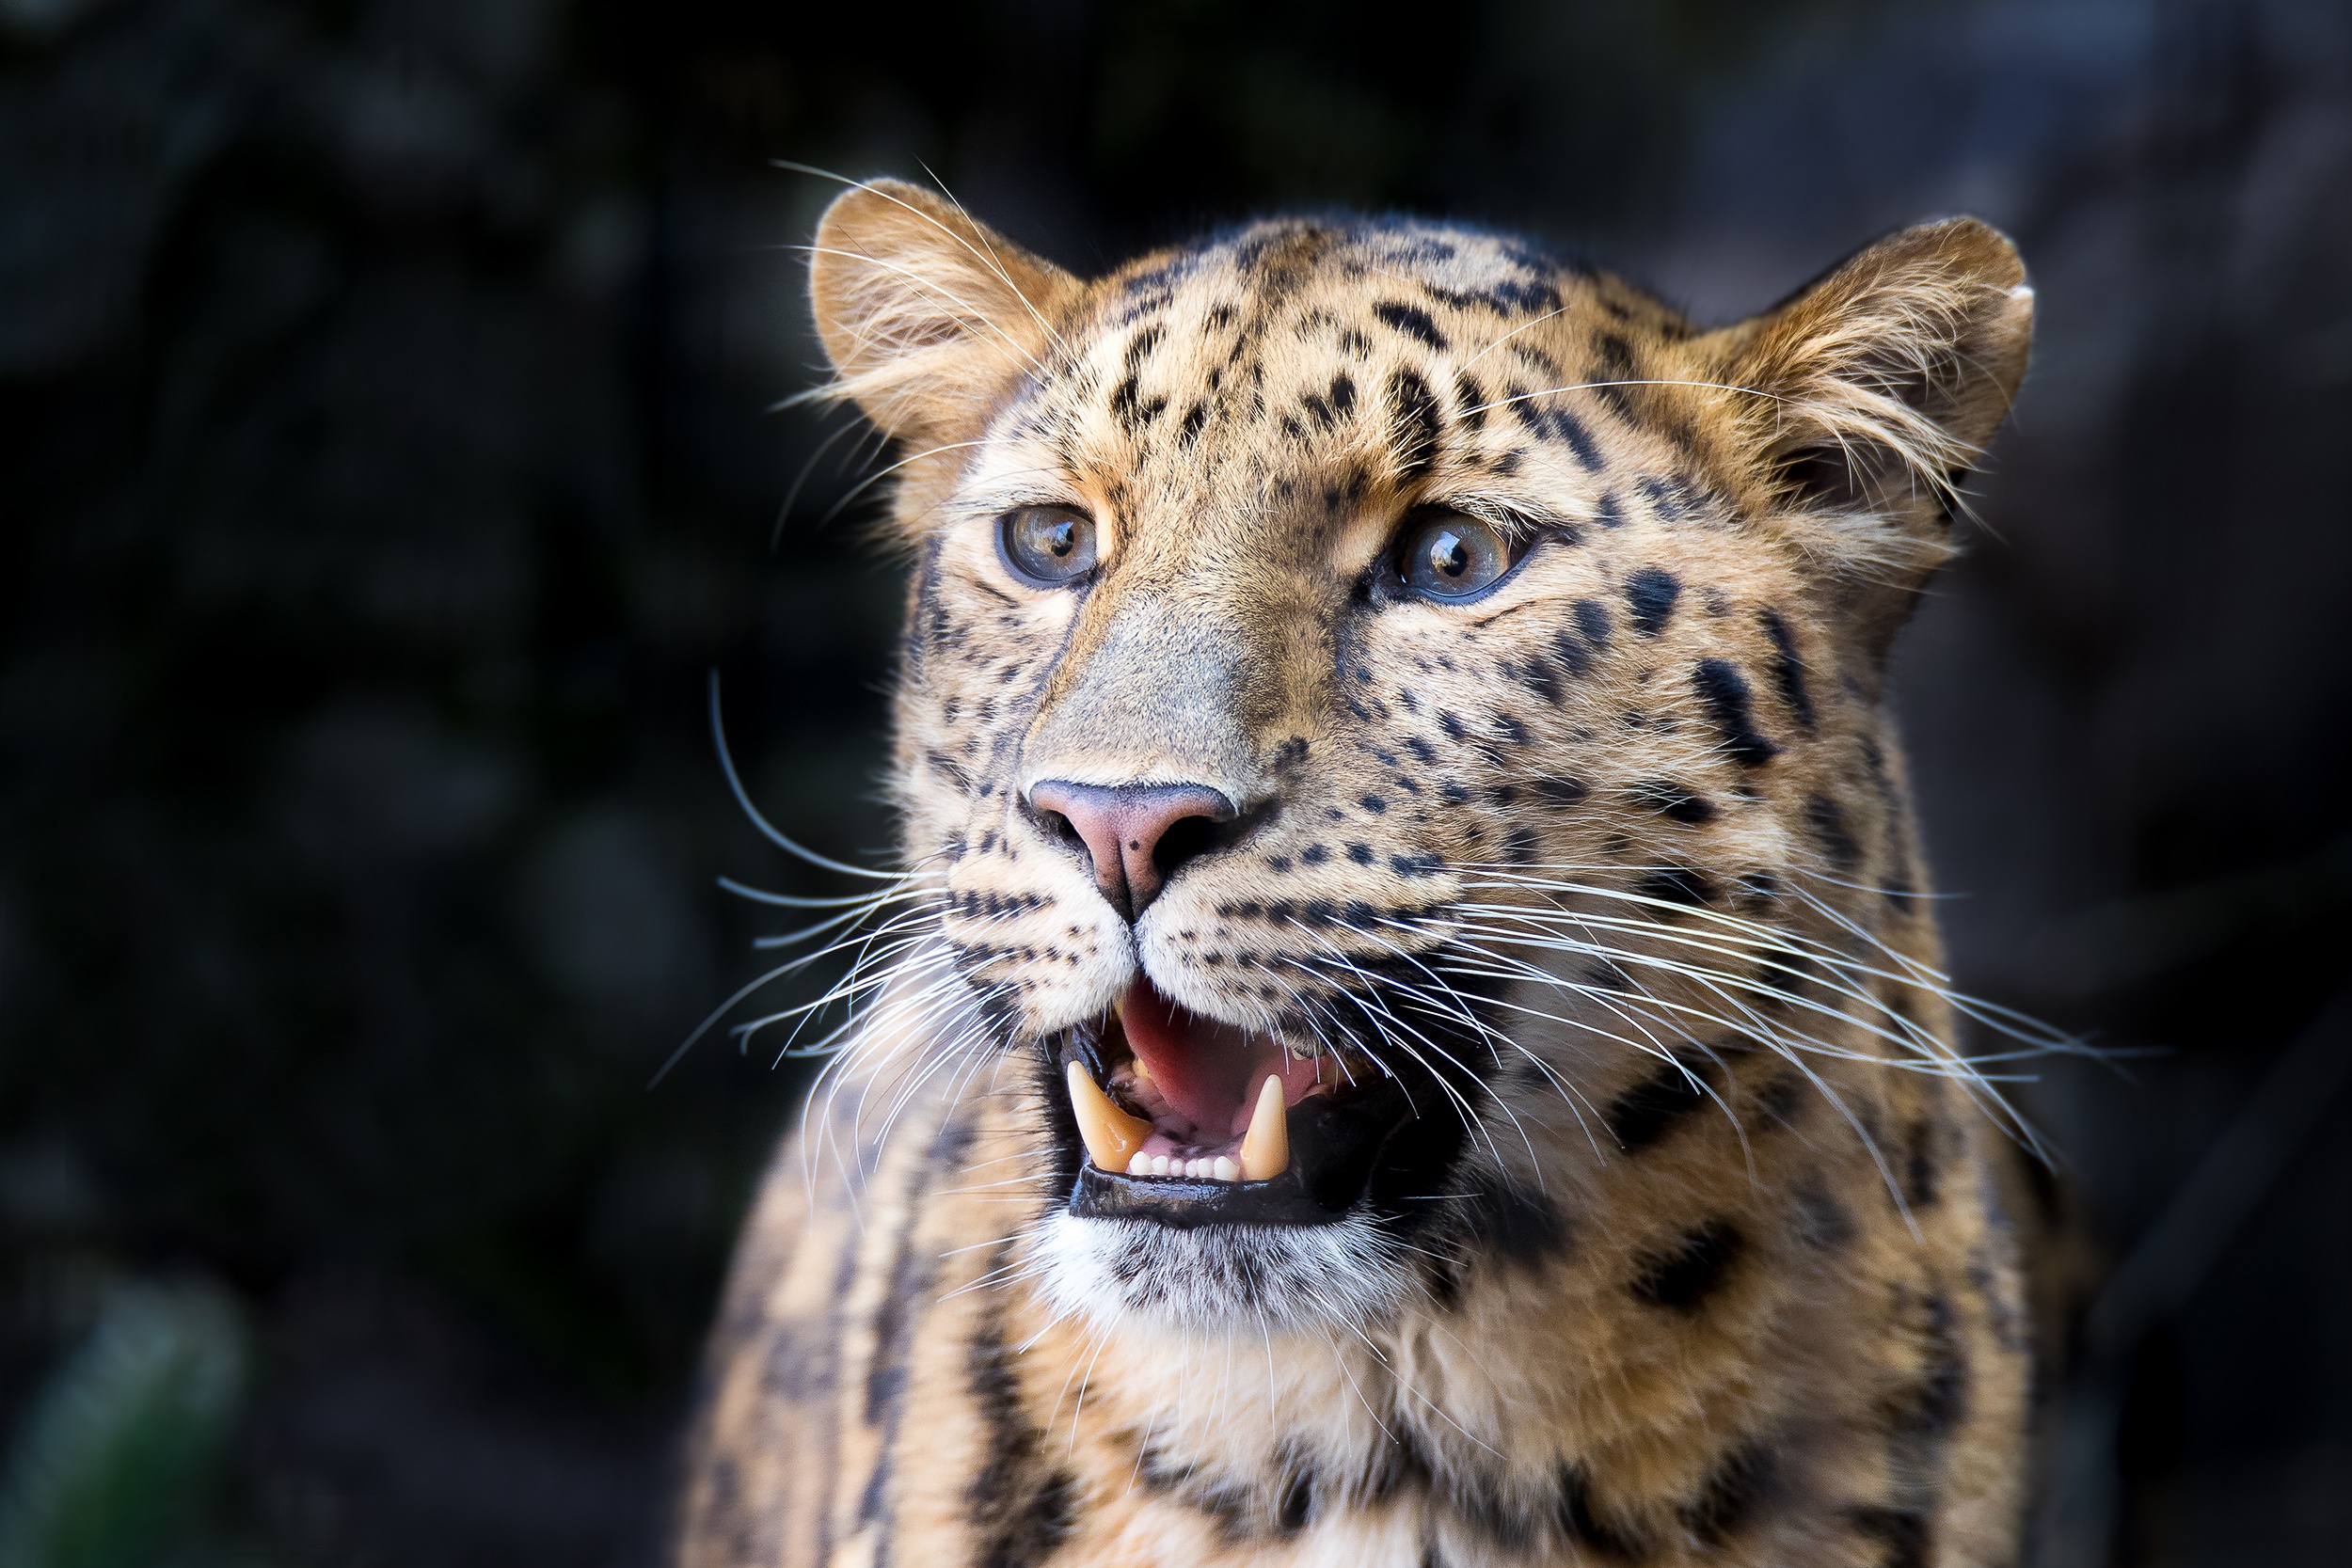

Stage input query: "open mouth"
[{"left": 1054, "top": 978, "right": 1423, "bottom": 1227}]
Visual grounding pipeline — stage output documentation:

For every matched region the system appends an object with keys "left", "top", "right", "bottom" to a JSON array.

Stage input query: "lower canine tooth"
[
  {"left": 1066, "top": 1061, "right": 1152, "bottom": 1171},
  {"left": 1240, "top": 1074, "right": 1289, "bottom": 1180}
]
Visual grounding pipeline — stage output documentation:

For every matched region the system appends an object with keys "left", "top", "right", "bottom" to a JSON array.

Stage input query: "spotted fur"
[{"left": 676, "top": 180, "right": 2043, "bottom": 1567}]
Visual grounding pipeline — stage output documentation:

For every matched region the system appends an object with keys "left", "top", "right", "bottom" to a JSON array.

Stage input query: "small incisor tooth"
[
  {"left": 1240, "top": 1074, "right": 1288, "bottom": 1180},
  {"left": 1066, "top": 1061, "right": 1152, "bottom": 1171}
]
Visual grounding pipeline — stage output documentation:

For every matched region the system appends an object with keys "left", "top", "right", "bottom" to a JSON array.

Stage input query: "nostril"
[
  {"left": 1152, "top": 812, "right": 1218, "bottom": 880},
  {"left": 1036, "top": 806, "right": 1083, "bottom": 849}
]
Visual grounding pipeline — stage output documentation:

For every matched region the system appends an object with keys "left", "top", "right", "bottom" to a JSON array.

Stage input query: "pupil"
[
  {"left": 1431, "top": 531, "right": 1469, "bottom": 578},
  {"left": 1046, "top": 520, "right": 1074, "bottom": 559}
]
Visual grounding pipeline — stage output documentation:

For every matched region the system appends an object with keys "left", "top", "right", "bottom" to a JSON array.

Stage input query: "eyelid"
[{"left": 1421, "top": 499, "right": 1542, "bottom": 545}]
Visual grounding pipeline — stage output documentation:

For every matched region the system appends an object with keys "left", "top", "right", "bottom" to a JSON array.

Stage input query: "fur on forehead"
[{"left": 808, "top": 180, "right": 2032, "bottom": 643}]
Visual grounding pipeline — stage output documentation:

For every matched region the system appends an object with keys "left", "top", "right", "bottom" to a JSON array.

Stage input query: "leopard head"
[{"left": 799, "top": 181, "right": 2031, "bottom": 1334}]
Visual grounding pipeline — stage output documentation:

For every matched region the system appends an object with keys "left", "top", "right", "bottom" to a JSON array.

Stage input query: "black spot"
[
  {"left": 1790, "top": 1174, "right": 1855, "bottom": 1251},
  {"left": 965, "top": 1294, "right": 1079, "bottom": 1568},
  {"left": 1301, "top": 844, "right": 1330, "bottom": 865},
  {"left": 1534, "top": 776, "right": 1589, "bottom": 805},
  {"left": 1178, "top": 401, "right": 1210, "bottom": 446},
  {"left": 1553, "top": 1467, "right": 1648, "bottom": 1560},
  {"left": 1575, "top": 596, "right": 1613, "bottom": 648},
  {"left": 1438, "top": 711, "right": 1468, "bottom": 741},
  {"left": 1390, "top": 851, "right": 1444, "bottom": 877},
  {"left": 1278, "top": 1469, "right": 1315, "bottom": 1533},
  {"left": 1346, "top": 842, "right": 1375, "bottom": 864},
  {"left": 1122, "top": 323, "right": 1165, "bottom": 370},
  {"left": 1632, "top": 780, "right": 1715, "bottom": 825},
  {"left": 1591, "top": 331, "right": 1639, "bottom": 419},
  {"left": 1136, "top": 1445, "right": 1251, "bottom": 1541},
  {"left": 1389, "top": 367, "right": 1444, "bottom": 480},
  {"left": 1606, "top": 1053, "right": 1712, "bottom": 1153},
  {"left": 1404, "top": 736, "right": 1436, "bottom": 764},
  {"left": 1805, "top": 793, "right": 1862, "bottom": 869},
  {"left": 1903, "top": 1118, "right": 1942, "bottom": 1210},
  {"left": 1680, "top": 1441, "right": 1777, "bottom": 1545},
  {"left": 1454, "top": 371, "right": 1487, "bottom": 431},
  {"left": 1754, "top": 1072, "right": 1807, "bottom": 1127},
  {"left": 1595, "top": 489, "right": 1624, "bottom": 528},
  {"left": 1552, "top": 626, "right": 1593, "bottom": 680},
  {"left": 1359, "top": 795, "right": 1388, "bottom": 815},
  {"left": 1373, "top": 299, "right": 1449, "bottom": 351},
  {"left": 1625, "top": 567, "right": 1680, "bottom": 637},
  {"left": 1552, "top": 408, "right": 1603, "bottom": 469},
  {"left": 1886, "top": 1293, "right": 1969, "bottom": 1439},
  {"left": 1637, "top": 867, "right": 1711, "bottom": 906},
  {"left": 1362, "top": 1421, "right": 1438, "bottom": 1507},
  {"left": 1758, "top": 607, "right": 1817, "bottom": 734},
  {"left": 1636, "top": 471, "right": 1695, "bottom": 521},
  {"left": 1507, "top": 393, "right": 1603, "bottom": 469},
  {"left": 1631, "top": 1220, "right": 1742, "bottom": 1310},
  {"left": 1847, "top": 1506, "right": 1931, "bottom": 1568},
  {"left": 1692, "top": 659, "right": 1780, "bottom": 767},
  {"left": 1504, "top": 825, "right": 1541, "bottom": 864},
  {"left": 1461, "top": 1170, "right": 1569, "bottom": 1269}
]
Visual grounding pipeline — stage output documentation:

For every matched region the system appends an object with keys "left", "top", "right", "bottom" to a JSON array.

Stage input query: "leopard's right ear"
[{"left": 808, "top": 180, "right": 1080, "bottom": 446}]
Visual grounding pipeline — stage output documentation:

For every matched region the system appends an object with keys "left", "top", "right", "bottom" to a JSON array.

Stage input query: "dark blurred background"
[{"left": 2, "top": 0, "right": 2348, "bottom": 1563}]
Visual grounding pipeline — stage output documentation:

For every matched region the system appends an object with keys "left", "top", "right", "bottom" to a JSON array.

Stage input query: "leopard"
[{"left": 673, "top": 176, "right": 2049, "bottom": 1568}]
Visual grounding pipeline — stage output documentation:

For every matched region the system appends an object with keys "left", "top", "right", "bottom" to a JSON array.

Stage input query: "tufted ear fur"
[
  {"left": 808, "top": 179, "right": 1081, "bottom": 448},
  {"left": 1706, "top": 218, "right": 2033, "bottom": 661}
]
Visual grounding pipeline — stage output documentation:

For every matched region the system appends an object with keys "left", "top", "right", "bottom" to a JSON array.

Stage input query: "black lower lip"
[{"left": 1064, "top": 1076, "right": 1418, "bottom": 1228}]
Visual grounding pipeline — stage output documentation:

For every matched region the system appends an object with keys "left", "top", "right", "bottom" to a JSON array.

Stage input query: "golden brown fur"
[{"left": 675, "top": 180, "right": 2042, "bottom": 1567}]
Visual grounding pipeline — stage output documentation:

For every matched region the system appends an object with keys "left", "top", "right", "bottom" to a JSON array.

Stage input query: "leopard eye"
[
  {"left": 998, "top": 505, "right": 1099, "bottom": 588},
  {"left": 1396, "top": 509, "right": 1512, "bottom": 601}
]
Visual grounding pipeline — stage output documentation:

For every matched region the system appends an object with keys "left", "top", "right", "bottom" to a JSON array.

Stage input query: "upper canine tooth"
[
  {"left": 1065, "top": 1061, "right": 1152, "bottom": 1171},
  {"left": 1240, "top": 1074, "right": 1289, "bottom": 1180}
]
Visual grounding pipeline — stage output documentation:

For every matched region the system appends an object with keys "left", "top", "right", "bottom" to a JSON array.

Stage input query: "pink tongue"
[
  {"left": 1120, "top": 979, "right": 1248, "bottom": 1133},
  {"left": 1120, "top": 979, "right": 1325, "bottom": 1137}
]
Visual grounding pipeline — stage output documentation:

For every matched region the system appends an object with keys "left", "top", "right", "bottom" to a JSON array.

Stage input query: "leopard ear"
[
  {"left": 1708, "top": 218, "right": 2033, "bottom": 655},
  {"left": 808, "top": 179, "right": 1080, "bottom": 446}
]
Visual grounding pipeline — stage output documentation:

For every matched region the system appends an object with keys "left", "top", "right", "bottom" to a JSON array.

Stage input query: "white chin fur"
[{"left": 1037, "top": 1208, "right": 1408, "bottom": 1335}]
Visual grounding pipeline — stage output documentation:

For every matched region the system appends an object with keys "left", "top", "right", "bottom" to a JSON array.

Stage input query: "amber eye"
[
  {"left": 998, "top": 505, "right": 1099, "bottom": 588},
  {"left": 1396, "top": 509, "right": 1513, "bottom": 601}
]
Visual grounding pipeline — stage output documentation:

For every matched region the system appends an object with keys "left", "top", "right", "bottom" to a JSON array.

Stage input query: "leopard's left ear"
[
  {"left": 1705, "top": 218, "right": 2033, "bottom": 656},
  {"left": 808, "top": 179, "right": 1081, "bottom": 449}
]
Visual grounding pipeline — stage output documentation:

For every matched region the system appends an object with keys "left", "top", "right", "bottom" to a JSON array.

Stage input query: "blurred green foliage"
[{"left": 0, "top": 1283, "right": 247, "bottom": 1568}]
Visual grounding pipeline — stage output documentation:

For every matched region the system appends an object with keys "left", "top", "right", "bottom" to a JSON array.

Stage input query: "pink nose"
[{"left": 1027, "top": 780, "right": 1237, "bottom": 920}]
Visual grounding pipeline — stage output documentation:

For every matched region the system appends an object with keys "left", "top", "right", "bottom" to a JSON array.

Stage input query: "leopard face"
[{"left": 803, "top": 182, "right": 2031, "bottom": 1336}]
